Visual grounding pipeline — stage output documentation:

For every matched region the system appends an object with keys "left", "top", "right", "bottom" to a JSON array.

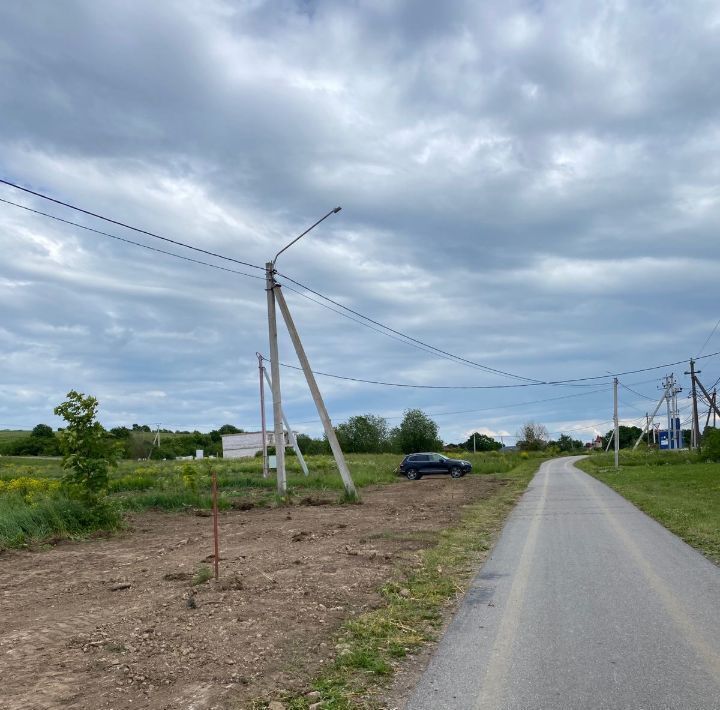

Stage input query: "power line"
[
  {"left": 274, "top": 350, "right": 720, "bottom": 391},
  {"left": 697, "top": 316, "right": 720, "bottom": 357},
  {"left": 277, "top": 273, "right": 720, "bottom": 386},
  {"left": 277, "top": 273, "right": 542, "bottom": 383},
  {"left": 4, "top": 178, "right": 720, "bottom": 390},
  {"left": 289, "top": 384, "right": 612, "bottom": 425},
  {"left": 0, "top": 197, "right": 265, "bottom": 281},
  {"left": 0, "top": 178, "right": 265, "bottom": 271},
  {"left": 618, "top": 381, "right": 657, "bottom": 402}
]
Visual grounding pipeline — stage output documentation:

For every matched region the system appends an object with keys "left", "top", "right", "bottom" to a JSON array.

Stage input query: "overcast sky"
[{"left": 1, "top": 0, "right": 719, "bottom": 444}]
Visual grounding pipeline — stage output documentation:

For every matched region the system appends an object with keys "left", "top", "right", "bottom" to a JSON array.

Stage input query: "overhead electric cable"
[
  {"left": 277, "top": 273, "right": 720, "bottom": 386},
  {"left": 0, "top": 197, "right": 266, "bottom": 281},
  {"left": 288, "top": 385, "right": 613, "bottom": 425},
  {"left": 0, "top": 178, "right": 264, "bottom": 271},
  {"left": 273, "top": 350, "right": 720, "bottom": 390},
  {"left": 619, "top": 381, "right": 657, "bottom": 402},
  {"left": 277, "top": 273, "right": 541, "bottom": 383},
  {"left": 4, "top": 178, "right": 720, "bottom": 389},
  {"left": 697, "top": 316, "right": 720, "bottom": 357}
]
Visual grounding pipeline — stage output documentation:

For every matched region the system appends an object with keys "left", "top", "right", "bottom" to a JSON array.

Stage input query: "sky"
[{"left": 1, "top": 0, "right": 719, "bottom": 444}]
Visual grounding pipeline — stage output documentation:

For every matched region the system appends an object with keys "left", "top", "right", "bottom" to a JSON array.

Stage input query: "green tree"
[
  {"left": 53, "top": 391, "right": 120, "bottom": 497},
  {"left": 553, "top": 434, "right": 584, "bottom": 452},
  {"left": 517, "top": 422, "right": 549, "bottom": 451},
  {"left": 109, "top": 426, "right": 130, "bottom": 439},
  {"left": 32, "top": 423, "right": 54, "bottom": 438},
  {"left": 217, "top": 424, "right": 242, "bottom": 435},
  {"left": 295, "top": 434, "right": 329, "bottom": 455},
  {"left": 601, "top": 425, "right": 643, "bottom": 449},
  {"left": 336, "top": 414, "right": 390, "bottom": 453},
  {"left": 462, "top": 432, "right": 502, "bottom": 451},
  {"left": 392, "top": 409, "right": 442, "bottom": 454},
  {"left": 701, "top": 427, "right": 720, "bottom": 461}
]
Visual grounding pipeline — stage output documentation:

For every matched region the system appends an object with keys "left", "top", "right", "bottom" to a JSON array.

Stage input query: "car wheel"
[
  {"left": 450, "top": 466, "right": 463, "bottom": 478},
  {"left": 405, "top": 468, "right": 421, "bottom": 481}
]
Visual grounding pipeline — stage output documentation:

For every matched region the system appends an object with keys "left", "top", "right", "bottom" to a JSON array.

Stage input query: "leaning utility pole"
[
  {"left": 693, "top": 376, "right": 720, "bottom": 428},
  {"left": 685, "top": 359, "right": 701, "bottom": 450},
  {"left": 257, "top": 352, "right": 269, "bottom": 478},
  {"left": 633, "top": 387, "right": 666, "bottom": 450},
  {"left": 613, "top": 377, "right": 619, "bottom": 468},
  {"left": 262, "top": 206, "right": 356, "bottom": 498},
  {"left": 274, "top": 286, "right": 357, "bottom": 497},
  {"left": 262, "top": 364, "right": 309, "bottom": 476}
]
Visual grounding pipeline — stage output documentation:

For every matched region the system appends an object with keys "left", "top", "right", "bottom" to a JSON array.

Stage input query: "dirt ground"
[{"left": 0, "top": 476, "right": 501, "bottom": 710}]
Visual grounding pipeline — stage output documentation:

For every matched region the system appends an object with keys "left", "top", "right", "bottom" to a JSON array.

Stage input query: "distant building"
[{"left": 221, "top": 431, "right": 290, "bottom": 459}]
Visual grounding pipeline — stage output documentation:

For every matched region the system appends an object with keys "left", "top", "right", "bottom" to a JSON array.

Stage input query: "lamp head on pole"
[{"left": 272, "top": 206, "right": 343, "bottom": 266}]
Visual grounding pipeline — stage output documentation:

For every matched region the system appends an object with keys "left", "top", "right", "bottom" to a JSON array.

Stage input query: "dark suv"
[{"left": 397, "top": 452, "right": 472, "bottom": 480}]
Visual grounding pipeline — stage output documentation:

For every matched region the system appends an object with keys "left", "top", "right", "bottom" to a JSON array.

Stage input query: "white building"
[{"left": 221, "top": 431, "right": 290, "bottom": 459}]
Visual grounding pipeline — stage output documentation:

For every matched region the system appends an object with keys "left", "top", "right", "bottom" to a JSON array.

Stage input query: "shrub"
[{"left": 701, "top": 428, "right": 720, "bottom": 462}]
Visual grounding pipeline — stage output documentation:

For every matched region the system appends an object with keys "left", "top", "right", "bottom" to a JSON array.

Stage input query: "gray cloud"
[{"left": 1, "top": 0, "right": 718, "bottom": 443}]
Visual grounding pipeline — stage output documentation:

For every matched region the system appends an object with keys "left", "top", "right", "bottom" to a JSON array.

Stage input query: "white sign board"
[
  {"left": 195, "top": 449, "right": 204, "bottom": 459},
  {"left": 269, "top": 455, "right": 277, "bottom": 469}
]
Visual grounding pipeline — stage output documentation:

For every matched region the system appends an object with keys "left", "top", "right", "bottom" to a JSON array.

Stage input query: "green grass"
[
  {"left": 192, "top": 564, "right": 214, "bottom": 586},
  {"left": 0, "top": 492, "right": 121, "bottom": 548},
  {"left": 0, "top": 451, "right": 546, "bottom": 549},
  {"left": 262, "top": 457, "right": 545, "bottom": 710},
  {"left": 578, "top": 451, "right": 720, "bottom": 564},
  {"left": 0, "top": 429, "right": 31, "bottom": 441}
]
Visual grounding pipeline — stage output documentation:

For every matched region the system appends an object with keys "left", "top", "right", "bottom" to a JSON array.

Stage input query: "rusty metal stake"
[{"left": 211, "top": 467, "right": 220, "bottom": 580}]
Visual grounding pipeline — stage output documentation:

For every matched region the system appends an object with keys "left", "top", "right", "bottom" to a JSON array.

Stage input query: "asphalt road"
[{"left": 406, "top": 456, "right": 720, "bottom": 710}]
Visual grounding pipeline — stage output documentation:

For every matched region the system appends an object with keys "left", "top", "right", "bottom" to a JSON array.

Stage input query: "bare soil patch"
[{"left": 0, "top": 476, "right": 502, "bottom": 709}]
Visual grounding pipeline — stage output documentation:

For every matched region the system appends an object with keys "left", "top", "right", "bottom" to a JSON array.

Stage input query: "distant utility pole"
[
  {"left": 257, "top": 352, "right": 268, "bottom": 478},
  {"left": 693, "top": 376, "right": 720, "bottom": 431},
  {"left": 685, "top": 359, "right": 701, "bottom": 450},
  {"left": 147, "top": 422, "right": 161, "bottom": 458},
  {"left": 262, "top": 363, "right": 309, "bottom": 476},
  {"left": 613, "top": 377, "right": 619, "bottom": 468},
  {"left": 646, "top": 412, "right": 650, "bottom": 450},
  {"left": 473, "top": 432, "right": 476, "bottom": 454},
  {"left": 633, "top": 384, "right": 665, "bottom": 451},
  {"left": 264, "top": 207, "right": 356, "bottom": 498}
]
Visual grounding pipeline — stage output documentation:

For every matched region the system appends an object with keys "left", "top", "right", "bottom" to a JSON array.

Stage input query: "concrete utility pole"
[
  {"left": 633, "top": 388, "right": 666, "bottom": 450},
  {"left": 266, "top": 261, "right": 286, "bottom": 493},
  {"left": 262, "top": 365, "right": 309, "bottom": 476},
  {"left": 664, "top": 375, "right": 674, "bottom": 450},
  {"left": 274, "top": 286, "right": 357, "bottom": 497},
  {"left": 257, "top": 352, "right": 269, "bottom": 478},
  {"left": 613, "top": 377, "right": 619, "bottom": 468},
  {"left": 263, "top": 205, "right": 355, "bottom": 497},
  {"left": 693, "top": 377, "right": 720, "bottom": 428},
  {"left": 685, "top": 359, "right": 701, "bottom": 450}
]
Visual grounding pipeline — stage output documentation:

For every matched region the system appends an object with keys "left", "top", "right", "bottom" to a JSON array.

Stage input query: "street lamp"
[
  {"left": 265, "top": 207, "right": 344, "bottom": 494},
  {"left": 272, "top": 206, "right": 341, "bottom": 266}
]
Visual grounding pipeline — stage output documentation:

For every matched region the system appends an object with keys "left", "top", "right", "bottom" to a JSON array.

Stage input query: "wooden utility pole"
[
  {"left": 613, "top": 377, "right": 619, "bottom": 468},
  {"left": 266, "top": 262, "right": 286, "bottom": 494},
  {"left": 685, "top": 359, "right": 701, "bottom": 450},
  {"left": 693, "top": 376, "right": 720, "bottom": 427},
  {"left": 273, "top": 285, "right": 357, "bottom": 497}
]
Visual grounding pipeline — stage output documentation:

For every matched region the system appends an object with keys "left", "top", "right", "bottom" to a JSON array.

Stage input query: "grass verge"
[
  {"left": 577, "top": 452, "right": 720, "bottom": 565},
  {"left": 259, "top": 458, "right": 544, "bottom": 710},
  {"left": 0, "top": 493, "right": 122, "bottom": 549}
]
